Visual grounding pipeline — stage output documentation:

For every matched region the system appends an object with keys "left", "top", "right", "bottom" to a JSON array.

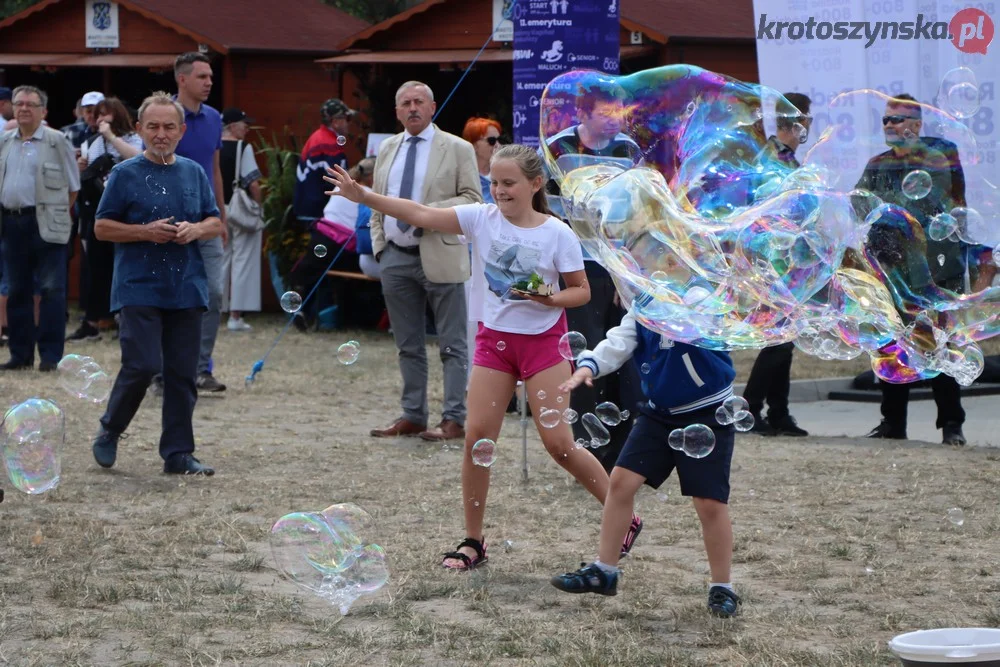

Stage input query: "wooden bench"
[{"left": 326, "top": 269, "right": 379, "bottom": 282}]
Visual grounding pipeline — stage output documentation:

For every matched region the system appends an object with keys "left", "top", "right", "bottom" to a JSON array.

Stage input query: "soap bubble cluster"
[
  {"left": 540, "top": 66, "right": 998, "bottom": 386},
  {"left": 270, "top": 503, "right": 388, "bottom": 616},
  {"left": 57, "top": 354, "right": 111, "bottom": 403},
  {"left": 2, "top": 398, "right": 65, "bottom": 494}
]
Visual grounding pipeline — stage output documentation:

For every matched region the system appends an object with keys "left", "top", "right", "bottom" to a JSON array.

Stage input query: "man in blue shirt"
[
  {"left": 168, "top": 51, "right": 227, "bottom": 393},
  {"left": 91, "top": 92, "right": 222, "bottom": 476}
]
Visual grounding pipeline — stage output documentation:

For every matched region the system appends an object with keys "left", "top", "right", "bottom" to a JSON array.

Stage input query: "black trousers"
[
  {"left": 743, "top": 342, "right": 795, "bottom": 420},
  {"left": 565, "top": 262, "right": 642, "bottom": 472},
  {"left": 100, "top": 306, "right": 202, "bottom": 460},
  {"left": 881, "top": 374, "right": 965, "bottom": 429},
  {"left": 84, "top": 225, "right": 114, "bottom": 322}
]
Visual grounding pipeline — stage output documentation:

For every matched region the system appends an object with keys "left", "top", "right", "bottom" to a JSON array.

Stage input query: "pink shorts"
[{"left": 473, "top": 313, "right": 569, "bottom": 380}]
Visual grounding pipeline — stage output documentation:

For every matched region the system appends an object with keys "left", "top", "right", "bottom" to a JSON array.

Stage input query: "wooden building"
[
  {"left": 318, "top": 0, "right": 757, "bottom": 136},
  {"left": 0, "top": 0, "right": 368, "bottom": 141}
]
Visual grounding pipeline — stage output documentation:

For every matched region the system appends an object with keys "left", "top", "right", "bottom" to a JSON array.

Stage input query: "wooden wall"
[{"left": 0, "top": 2, "right": 197, "bottom": 54}]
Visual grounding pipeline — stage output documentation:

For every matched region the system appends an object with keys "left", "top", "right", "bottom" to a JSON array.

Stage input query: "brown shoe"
[
  {"left": 420, "top": 419, "right": 465, "bottom": 442},
  {"left": 370, "top": 418, "right": 427, "bottom": 438}
]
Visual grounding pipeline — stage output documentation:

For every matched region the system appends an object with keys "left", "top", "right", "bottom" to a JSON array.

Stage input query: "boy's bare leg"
[
  {"left": 596, "top": 466, "right": 646, "bottom": 566},
  {"left": 693, "top": 497, "right": 733, "bottom": 583}
]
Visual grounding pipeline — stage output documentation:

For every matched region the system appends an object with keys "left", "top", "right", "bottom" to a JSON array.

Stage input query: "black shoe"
[
  {"left": 865, "top": 420, "right": 907, "bottom": 439},
  {"left": 550, "top": 562, "right": 618, "bottom": 596},
  {"left": 38, "top": 361, "right": 57, "bottom": 372},
  {"left": 0, "top": 359, "right": 32, "bottom": 371},
  {"left": 196, "top": 372, "right": 226, "bottom": 393},
  {"left": 942, "top": 422, "right": 966, "bottom": 446},
  {"left": 770, "top": 414, "right": 808, "bottom": 437},
  {"left": 66, "top": 322, "right": 101, "bottom": 342},
  {"left": 708, "top": 586, "right": 741, "bottom": 618},
  {"left": 0, "top": 327, "right": 7, "bottom": 347},
  {"left": 92, "top": 427, "right": 121, "bottom": 468},
  {"left": 164, "top": 454, "right": 215, "bottom": 476},
  {"left": 748, "top": 410, "right": 776, "bottom": 436}
]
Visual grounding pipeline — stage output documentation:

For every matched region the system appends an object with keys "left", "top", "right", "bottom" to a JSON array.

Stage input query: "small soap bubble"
[
  {"left": 865, "top": 566, "right": 875, "bottom": 576},
  {"left": 994, "top": 247, "right": 1000, "bottom": 268},
  {"left": 314, "top": 244, "right": 328, "bottom": 258},
  {"left": 640, "top": 363, "right": 651, "bottom": 374},
  {"left": 656, "top": 492, "right": 669, "bottom": 502},
  {"left": 336, "top": 135, "right": 348, "bottom": 147},
  {"left": 556, "top": 395, "right": 564, "bottom": 403},
  {"left": 471, "top": 439, "right": 497, "bottom": 467},
  {"left": 538, "top": 408, "right": 562, "bottom": 429},
  {"left": 581, "top": 413, "right": 610, "bottom": 446},
  {"left": 557, "top": 331, "right": 588, "bottom": 361},
  {"left": 595, "top": 402, "right": 622, "bottom": 426},
  {"left": 733, "top": 410, "right": 755, "bottom": 432},
  {"left": 337, "top": 342, "right": 360, "bottom": 365},
  {"left": 561, "top": 408, "right": 579, "bottom": 424},
  {"left": 574, "top": 437, "right": 587, "bottom": 449},
  {"left": 537, "top": 390, "right": 547, "bottom": 400},
  {"left": 621, "top": 410, "right": 630, "bottom": 420},
  {"left": 496, "top": 340, "right": 507, "bottom": 351},
  {"left": 57, "top": 354, "right": 110, "bottom": 402},
  {"left": 280, "top": 291, "right": 303, "bottom": 313},
  {"left": 937, "top": 254, "right": 946, "bottom": 267},
  {"left": 947, "top": 507, "right": 965, "bottom": 526},
  {"left": 667, "top": 428, "right": 684, "bottom": 451},
  {"left": 901, "top": 170, "right": 932, "bottom": 200},
  {"left": 681, "top": 424, "right": 715, "bottom": 459},
  {"left": 2, "top": 399, "right": 64, "bottom": 494},
  {"left": 714, "top": 396, "right": 749, "bottom": 426},
  {"left": 928, "top": 213, "right": 958, "bottom": 242}
]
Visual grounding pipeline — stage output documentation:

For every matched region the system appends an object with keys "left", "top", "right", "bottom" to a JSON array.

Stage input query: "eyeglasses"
[
  {"left": 485, "top": 136, "right": 501, "bottom": 146},
  {"left": 13, "top": 102, "right": 43, "bottom": 109},
  {"left": 882, "top": 115, "right": 919, "bottom": 125}
]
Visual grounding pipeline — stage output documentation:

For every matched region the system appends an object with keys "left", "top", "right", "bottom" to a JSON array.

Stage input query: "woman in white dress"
[{"left": 219, "top": 109, "right": 263, "bottom": 331}]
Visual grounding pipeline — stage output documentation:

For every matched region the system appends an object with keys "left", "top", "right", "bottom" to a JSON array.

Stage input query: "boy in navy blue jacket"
[{"left": 551, "top": 300, "right": 741, "bottom": 617}]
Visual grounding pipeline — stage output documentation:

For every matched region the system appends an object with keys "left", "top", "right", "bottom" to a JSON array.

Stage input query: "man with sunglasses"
[{"left": 855, "top": 93, "right": 990, "bottom": 446}]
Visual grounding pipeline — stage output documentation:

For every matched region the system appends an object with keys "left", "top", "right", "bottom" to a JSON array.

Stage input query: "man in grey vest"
[{"left": 0, "top": 85, "right": 80, "bottom": 371}]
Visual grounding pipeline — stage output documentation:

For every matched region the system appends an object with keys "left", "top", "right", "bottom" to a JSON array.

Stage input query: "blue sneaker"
[
  {"left": 92, "top": 427, "right": 121, "bottom": 469},
  {"left": 708, "top": 585, "right": 740, "bottom": 618},
  {"left": 550, "top": 562, "right": 618, "bottom": 596}
]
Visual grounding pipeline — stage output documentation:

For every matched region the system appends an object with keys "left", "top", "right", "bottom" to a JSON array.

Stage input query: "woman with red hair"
[{"left": 462, "top": 117, "right": 502, "bottom": 204}]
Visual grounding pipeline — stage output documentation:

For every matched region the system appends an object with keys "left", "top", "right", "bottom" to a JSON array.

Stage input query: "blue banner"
[{"left": 512, "top": 0, "right": 620, "bottom": 146}]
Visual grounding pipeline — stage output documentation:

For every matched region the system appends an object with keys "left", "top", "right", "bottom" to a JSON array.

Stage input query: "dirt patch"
[{"left": 2, "top": 318, "right": 999, "bottom": 666}]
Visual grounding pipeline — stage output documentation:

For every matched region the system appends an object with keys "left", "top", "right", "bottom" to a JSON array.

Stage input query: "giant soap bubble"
[
  {"left": 540, "top": 66, "right": 997, "bottom": 385},
  {"left": 2, "top": 398, "right": 65, "bottom": 494},
  {"left": 270, "top": 503, "right": 388, "bottom": 616}
]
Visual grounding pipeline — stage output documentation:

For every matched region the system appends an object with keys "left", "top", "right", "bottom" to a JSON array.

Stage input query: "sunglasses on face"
[
  {"left": 485, "top": 136, "right": 501, "bottom": 146},
  {"left": 883, "top": 115, "right": 919, "bottom": 125}
]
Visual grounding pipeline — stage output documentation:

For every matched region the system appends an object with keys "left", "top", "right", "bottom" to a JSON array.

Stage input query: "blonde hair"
[
  {"left": 137, "top": 91, "right": 184, "bottom": 125},
  {"left": 490, "top": 144, "right": 552, "bottom": 215}
]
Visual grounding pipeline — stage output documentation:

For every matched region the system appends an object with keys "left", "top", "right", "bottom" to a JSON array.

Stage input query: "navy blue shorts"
[{"left": 614, "top": 402, "right": 735, "bottom": 503}]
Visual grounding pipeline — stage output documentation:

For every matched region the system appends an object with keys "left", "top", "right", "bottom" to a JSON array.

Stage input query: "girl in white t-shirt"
[{"left": 324, "top": 144, "right": 641, "bottom": 571}]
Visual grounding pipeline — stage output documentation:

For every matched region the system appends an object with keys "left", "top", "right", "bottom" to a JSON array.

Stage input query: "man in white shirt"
[{"left": 368, "top": 81, "right": 482, "bottom": 441}]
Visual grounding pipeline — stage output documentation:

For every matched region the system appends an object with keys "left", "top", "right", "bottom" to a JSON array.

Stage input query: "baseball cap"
[
  {"left": 222, "top": 107, "right": 255, "bottom": 125},
  {"left": 81, "top": 91, "right": 105, "bottom": 107},
  {"left": 321, "top": 98, "right": 356, "bottom": 120},
  {"left": 0, "top": 87, "right": 11, "bottom": 102}
]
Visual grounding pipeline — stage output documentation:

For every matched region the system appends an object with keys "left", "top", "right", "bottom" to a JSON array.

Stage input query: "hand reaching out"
[
  {"left": 559, "top": 366, "right": 594, "bottom": 394},
  {"left": 323, "top": 165, "right": 365, "bottom": 203}
]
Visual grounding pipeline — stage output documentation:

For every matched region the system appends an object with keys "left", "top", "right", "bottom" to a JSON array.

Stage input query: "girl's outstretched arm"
[{"left": 324, "top": 165, "right": 462, "bottom": 235}]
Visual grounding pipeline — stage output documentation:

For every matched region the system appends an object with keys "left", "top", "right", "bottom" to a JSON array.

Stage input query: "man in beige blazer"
[{"left": 369, "top": 81, "right": 483, "bottom": 441}]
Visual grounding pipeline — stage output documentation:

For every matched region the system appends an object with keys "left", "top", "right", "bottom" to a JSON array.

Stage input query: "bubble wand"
[{"left": 245, "top": 230, "right": 356, "bottom": 387}]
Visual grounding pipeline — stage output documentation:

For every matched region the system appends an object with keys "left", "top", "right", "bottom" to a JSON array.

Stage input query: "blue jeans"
[{"left": 0, "top": 212, "right": 67, "bottom": 365}]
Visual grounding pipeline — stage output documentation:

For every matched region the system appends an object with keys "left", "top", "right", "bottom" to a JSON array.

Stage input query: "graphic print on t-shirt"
[{"left": 485, "top": 235, "right": 544, "bottom": 301}]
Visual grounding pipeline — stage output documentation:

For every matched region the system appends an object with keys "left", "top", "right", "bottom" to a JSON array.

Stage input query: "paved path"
[{"left": 782, "top": 395, "right": 1000, "bottom": 447}]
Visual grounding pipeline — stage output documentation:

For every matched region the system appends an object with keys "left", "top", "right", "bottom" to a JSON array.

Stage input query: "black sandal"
[{"left": 441, "top": 537, "right": 488, "bottom": 571}]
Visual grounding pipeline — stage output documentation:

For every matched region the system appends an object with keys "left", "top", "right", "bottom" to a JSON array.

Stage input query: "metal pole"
[{"left": 519, "top": 381, "right": 529, "bottom": 482}]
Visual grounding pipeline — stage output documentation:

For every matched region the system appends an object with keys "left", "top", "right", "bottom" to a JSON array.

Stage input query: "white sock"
[
  {"left": 710, "top": 582, "right": 734, "bottom": 592},
  {"left": 594, "top": 560, "right": 620, "bottom": 574}
]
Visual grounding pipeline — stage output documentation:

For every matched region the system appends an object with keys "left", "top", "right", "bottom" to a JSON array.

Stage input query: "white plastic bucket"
[{"left": 889, "top": 629, "right": 1000, "bottom": 666}]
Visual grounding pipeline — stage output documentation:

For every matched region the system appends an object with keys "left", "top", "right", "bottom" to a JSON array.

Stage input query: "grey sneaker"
[{"left": 196, "top": 373, "right": 226, "bottom": 393}]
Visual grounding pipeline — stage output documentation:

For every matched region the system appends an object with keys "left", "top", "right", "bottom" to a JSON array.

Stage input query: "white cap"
[{"left": 81, "top": 91, "right": 105, "bottom": 107}]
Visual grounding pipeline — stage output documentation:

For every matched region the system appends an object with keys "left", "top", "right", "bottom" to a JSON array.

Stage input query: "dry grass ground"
[{"left": 2, "top": 317, "right": 1000, "bottom": 666}]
